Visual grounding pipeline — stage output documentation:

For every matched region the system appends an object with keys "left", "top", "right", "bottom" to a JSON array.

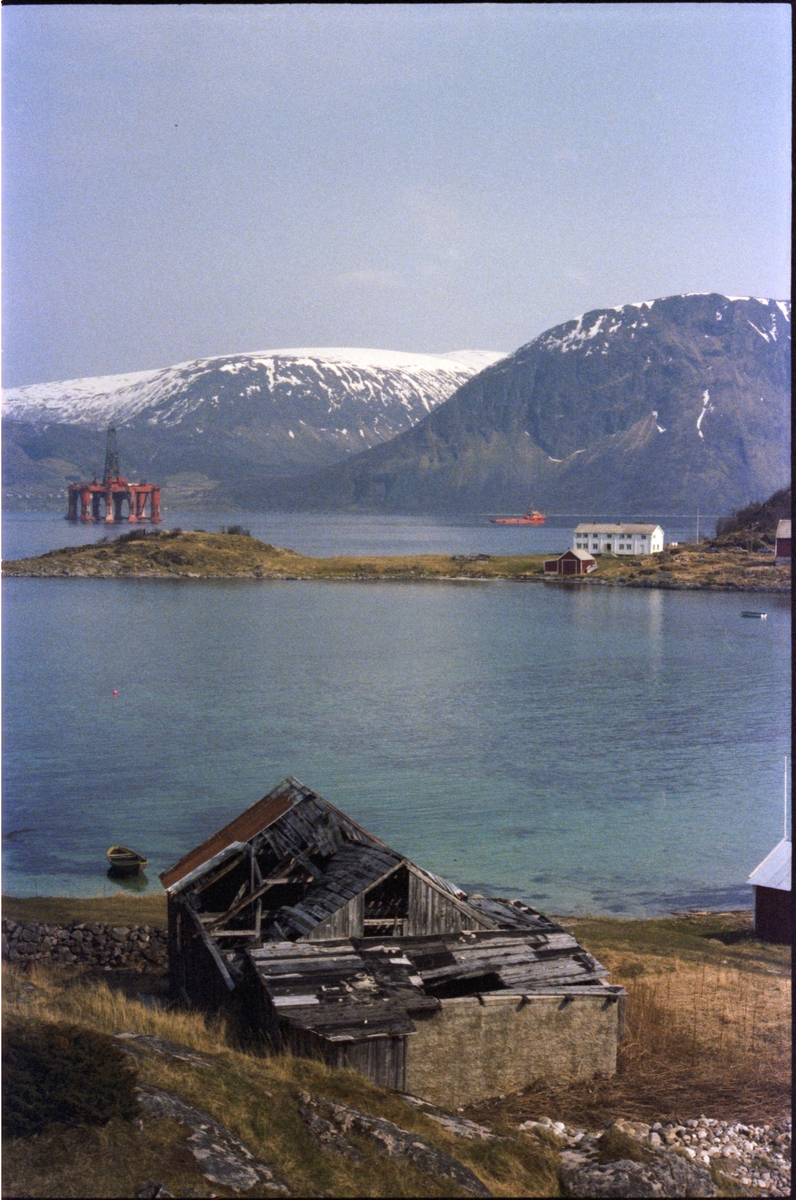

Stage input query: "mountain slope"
[
  {"left": 246, "top": 294, "right": 789, "bottom": 515},
  {"left": 2, "top": 348, "right": 504, "bottom": 507}
]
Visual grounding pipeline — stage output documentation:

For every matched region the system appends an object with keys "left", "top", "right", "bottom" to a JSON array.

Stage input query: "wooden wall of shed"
[
  {"left": 305, "top": 894, "right": 364, "bottom": 940},
  {"left": 406, "top": 871, "right": 490, "bottom": 936},
  {"left": 168, "top": 898, "right": 235, "bottom": 1013},
  {"left": 754, "top": 886, "right": 792, "bottom": 944},
  {"left": 333, "top": 1034, "right": 407, "bottom": 1090},
  {"left": 280, "top": 1024, "right": 408, "bottom": 1091}
]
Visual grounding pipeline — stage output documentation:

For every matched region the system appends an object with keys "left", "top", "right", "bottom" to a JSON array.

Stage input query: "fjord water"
[
  {"left": 3, "top": 514, "right": 789, "bottom": 915},
  {"left": 2, "top": 509, "right": 711, "bottom": 563}
]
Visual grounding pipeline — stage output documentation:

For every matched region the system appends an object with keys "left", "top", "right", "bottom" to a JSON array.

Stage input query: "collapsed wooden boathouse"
[{"left": 160, "top": 778, "right": 625, "bottom": 1106}]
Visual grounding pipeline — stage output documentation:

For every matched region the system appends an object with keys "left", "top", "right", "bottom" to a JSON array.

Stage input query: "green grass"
[
  {"left": 3, "top": 894, "right": 168, "bottom": 928},
  {"left": 2, "top": 909, "right": 788, "bottom": 1193},
  {"left": 3, "top": 529, "right": 788, "bottom": 591},
  {"left": 561, "top": 911, "right": 790, "bottom": 976}
]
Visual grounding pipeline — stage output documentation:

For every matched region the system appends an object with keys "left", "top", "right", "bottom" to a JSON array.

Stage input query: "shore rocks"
[
  {"left": 137, "top": 1085, "right": 288, "bottom": 1194},
  {"left": 519, "top": 1114, "right": 792, "bottom": 1198},
  {"left": 2, "top": 917, "right": 167, "bottom": 972},
  {"left": 298, "top": 1092, "right": 492, "bottom": 1197}
]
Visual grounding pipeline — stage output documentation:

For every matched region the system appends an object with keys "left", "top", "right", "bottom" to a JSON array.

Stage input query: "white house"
[{"left": 572, "top": 523, "right": 664, "bottom": 556}]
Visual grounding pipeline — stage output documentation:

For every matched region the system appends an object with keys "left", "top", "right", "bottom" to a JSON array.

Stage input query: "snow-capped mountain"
[
  {"left": 251, "top": 295, "right": 790, "bottom": 516},
  {"left": 3, "top": 347, "right": 504, "bottom": 506}
]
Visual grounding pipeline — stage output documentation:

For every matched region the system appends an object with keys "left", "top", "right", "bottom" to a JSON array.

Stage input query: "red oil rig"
[{"left": 66, "top": 427, "right": 161, "bottom": 524}]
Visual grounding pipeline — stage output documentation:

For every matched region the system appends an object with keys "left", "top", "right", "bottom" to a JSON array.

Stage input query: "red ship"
[{"left": 490, "top": 508, "right": 546, "bottom": 525}]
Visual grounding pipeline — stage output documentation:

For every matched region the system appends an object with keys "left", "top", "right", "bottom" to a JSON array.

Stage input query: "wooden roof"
[
  {"left": 247, "top": 928, "right": 616, "bottom": 1044},
  {"left": 547, "top": 549, "right": 596, "bottom": 562},
  {"left": 248, "top": 938, "right": 438, "bottom": 1042},
  {"left": 160, "top": 777, "right": 388, "bottom": 891},
  {"left": 263, "top": 841, "right": 402, "bottom": 939}
]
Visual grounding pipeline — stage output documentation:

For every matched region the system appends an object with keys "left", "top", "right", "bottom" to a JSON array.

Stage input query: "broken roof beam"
[
  {"left": 186, "top": 907, "right": 236, "bottom": 991},
  {"left": 208, "top": 849, "right": 315, "bottom": 931},
  {"left": 167, "top": 841, "right": 249, "bottom": 897}
]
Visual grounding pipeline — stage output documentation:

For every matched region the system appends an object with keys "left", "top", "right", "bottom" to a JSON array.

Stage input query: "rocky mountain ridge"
[
  {"left": 247, "top": 294, "right": 789, "bottom": 516},
  {"left": 2, "top": 347, "right": 503, "bottom": 508}
]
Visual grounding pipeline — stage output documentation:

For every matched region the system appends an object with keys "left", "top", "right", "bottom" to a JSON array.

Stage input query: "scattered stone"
[
  {"left": 401, "top": 1093, "right": 500, "bottom": 1141},
  {"left": 509, "top": 1112, "right": 792, "bottom": 1199},
  {"left": 559, "top": 1150, "right": 716, "bottom": 1197},
  {"left": 136, "top": 1086, "right": 288, "bottom": 1194},
  {"left": 136, "top": 1183, "right": 174, "bottom": 1199},
  {"left": 116, "top": 1032, "right": 219, "bottom": 1070},
  {"left": 297, "top": 1092, "right": 491, "bottom": 1196}
]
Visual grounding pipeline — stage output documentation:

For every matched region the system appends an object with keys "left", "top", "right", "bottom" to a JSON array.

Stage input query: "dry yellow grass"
[
  {"left": 600, "top": 951, "right": 791, "bottom": 1068},
  {"left": 466, "top": 921, "right": 791, "bottom": 1131},
  {"left": 2, "top": 963, "right": 562, "bottom": 1198}
]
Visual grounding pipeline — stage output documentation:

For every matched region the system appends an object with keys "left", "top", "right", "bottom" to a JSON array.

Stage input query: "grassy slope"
[
  {"left": 2, "top": 530, "right": 790, "bottom": 591},
  {"left": 2, "top": 893, "right": 168, "bottom": 928},
  {"left": 2, "top": 906, "right": 789, "bottom": 1195},
  {"left": 2, "top": 964, "right": 559, "bottom": 1198}
]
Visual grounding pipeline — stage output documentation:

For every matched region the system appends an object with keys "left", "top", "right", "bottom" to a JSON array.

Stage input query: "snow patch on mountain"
[
  {"left": 3, "top": 347, "right": 505, "bottom": 431},
  {"left": 532, "top": 295, "right": 790, "bottom": 359}
]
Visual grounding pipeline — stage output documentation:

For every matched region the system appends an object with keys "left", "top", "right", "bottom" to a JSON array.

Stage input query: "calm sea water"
[
  {"left": 2, "top": 509, "right": 713, "bottom": 564},
  {"left": 2, "top": 507, "right": 790, "bottom": 916}
]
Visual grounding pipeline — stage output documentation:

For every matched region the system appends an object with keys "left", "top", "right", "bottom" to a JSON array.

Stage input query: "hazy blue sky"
[{"left": 2, "top": 3, "right": 790, "bottom": 387}]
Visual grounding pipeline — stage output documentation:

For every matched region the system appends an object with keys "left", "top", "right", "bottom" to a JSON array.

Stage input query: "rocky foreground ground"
[
  {"left": 3, "top": 911, "right": 791, "bottom": 1197},
  {"left": 519, "top": 1113, "right": 792, "bottom": 1198}
]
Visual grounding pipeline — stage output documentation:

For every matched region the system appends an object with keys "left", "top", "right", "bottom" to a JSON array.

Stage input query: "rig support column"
[{"left": 80, "top": 488, "right": 92, "bottom": 521}]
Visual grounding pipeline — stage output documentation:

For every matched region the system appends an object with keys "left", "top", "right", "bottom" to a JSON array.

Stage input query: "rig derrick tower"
[{"left": 66, "top": 427, "right": 161, "bottom": 524}]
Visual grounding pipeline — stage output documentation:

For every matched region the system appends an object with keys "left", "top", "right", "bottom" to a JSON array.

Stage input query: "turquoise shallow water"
[{"left": 2, "top": 567, "right": 789, "bottom": 914}]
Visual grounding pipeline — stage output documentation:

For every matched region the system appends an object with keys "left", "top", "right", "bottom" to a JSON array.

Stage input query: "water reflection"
[{"left": 106, "top": 870, "right": 150, "bottom": 894}]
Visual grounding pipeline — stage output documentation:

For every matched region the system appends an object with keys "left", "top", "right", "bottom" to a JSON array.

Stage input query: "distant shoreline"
[{"left": 2, "top": 530, "right": 790, "bottom": 593}]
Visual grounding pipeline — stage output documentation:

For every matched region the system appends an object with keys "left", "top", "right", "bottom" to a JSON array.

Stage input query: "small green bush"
[
  {"left": 223, "top": 524, "right": 252, "bottom": 537},
  {"left": 2, "top": 1022, "right": 139, "bottom": 1138},
  {"left": 594, "top": 1127, "right": 655, "bottom": 1165}
]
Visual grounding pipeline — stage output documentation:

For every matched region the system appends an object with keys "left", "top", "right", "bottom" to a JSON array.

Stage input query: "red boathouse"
[
  {"left": 544, "top": 549, "right": 597, "bottom": 576},
  {"left": 747, "top": 838, "right": 791, "bottom": 944},
  {"left": 775, "top": 519, "right": 791, "bottom": 563}
]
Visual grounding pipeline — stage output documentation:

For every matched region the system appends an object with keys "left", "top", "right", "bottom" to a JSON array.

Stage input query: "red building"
[
  {"left": 544, "top": 549, "right": 597, "bottom": 576},
  {"left": 747, "top": 838, "right": 791, "bottom": 944},
  {"left": 775, "top": 519, "right": 791, "bottom": 563}
]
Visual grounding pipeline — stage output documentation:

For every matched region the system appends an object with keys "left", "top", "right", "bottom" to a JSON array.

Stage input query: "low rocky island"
[{"left": 2, "top": 527, "right": 790, "bottom": 592}]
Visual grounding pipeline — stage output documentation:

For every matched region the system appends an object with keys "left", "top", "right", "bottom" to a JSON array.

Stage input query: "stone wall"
[
  {"left": 2, "top": 918, "right": 167, "bottom": 972},
  {"left": 405, "top": 991, "right": 622, "bottom": 1109}
]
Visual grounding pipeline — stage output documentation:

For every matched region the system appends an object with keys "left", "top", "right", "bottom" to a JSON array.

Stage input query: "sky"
[{"left": 2, "top": 3, "right": 791, "bottom": 388}]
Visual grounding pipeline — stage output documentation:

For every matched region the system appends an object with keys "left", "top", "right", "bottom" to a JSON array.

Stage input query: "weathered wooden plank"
[
  {"left": 186, "top": 907, "right": 236, "bottom": 992},
  {"left": 208, "top": 849, "right": 312, "bottom": 930}
]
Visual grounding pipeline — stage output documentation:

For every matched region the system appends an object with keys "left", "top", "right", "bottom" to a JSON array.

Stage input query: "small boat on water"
[
  {"left": 741, "top": 611, "right": 767, "bottom": 619},
  {"left": 491, "top": 509, "right": 546, "bottom": 525},
  {"left": 107, "top": 846, "right": 148, "bottom": 876}
]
